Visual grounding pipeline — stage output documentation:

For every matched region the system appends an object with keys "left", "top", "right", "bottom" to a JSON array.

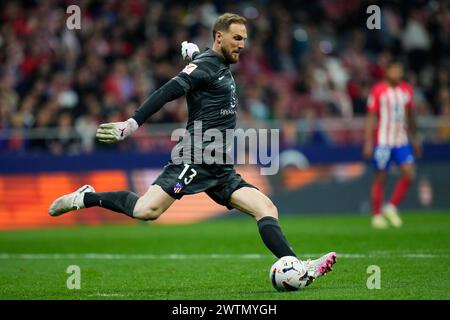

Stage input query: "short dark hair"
[
  {"left": 387, "top": 58, "right": 404, "bottom": 69},
  {"left": 212, "top": 13, "right": 247, "bottom": 40}
]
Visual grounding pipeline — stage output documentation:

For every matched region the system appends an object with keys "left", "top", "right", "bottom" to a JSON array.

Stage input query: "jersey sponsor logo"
[
  {"left": 220, "top": 109, "right": 237, "bottom": 116},
  {"left": 182, "top": 63, "right": 198, "bottom": 75}
]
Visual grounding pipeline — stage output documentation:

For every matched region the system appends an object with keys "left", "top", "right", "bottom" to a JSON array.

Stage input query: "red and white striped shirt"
[{"left": 367, "top": 81, "right": 414, "bottom": 147}]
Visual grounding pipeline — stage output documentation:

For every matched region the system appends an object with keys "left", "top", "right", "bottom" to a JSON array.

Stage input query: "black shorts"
[{"left": 153, "top": 162, "right": 257, "bottom": 209}]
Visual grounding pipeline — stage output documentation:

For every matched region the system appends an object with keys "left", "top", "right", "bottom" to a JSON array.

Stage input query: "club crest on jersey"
[
  {"left": 173, "top": 182, "right": 184, "bottom": 194},
  {"left": 182, "top": 63, "right": 198, "bottom": 75}
]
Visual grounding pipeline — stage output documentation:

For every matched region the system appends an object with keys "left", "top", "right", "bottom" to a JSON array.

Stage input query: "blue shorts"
[{"left": 372, "top": 144, "right": 415, "bottom": 171}]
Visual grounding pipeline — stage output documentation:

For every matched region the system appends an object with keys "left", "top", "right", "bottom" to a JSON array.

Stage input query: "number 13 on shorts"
[{"left": 178, "top": 164, "right": 197, "bottom": 185}]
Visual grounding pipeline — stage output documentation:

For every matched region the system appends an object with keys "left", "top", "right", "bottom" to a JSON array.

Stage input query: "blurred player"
[
  {"left": 363, "top": 61, "right": 422, "bottom": 229},
  {"left": 49, "top": 13, "right": 336, "bottom": 285}
]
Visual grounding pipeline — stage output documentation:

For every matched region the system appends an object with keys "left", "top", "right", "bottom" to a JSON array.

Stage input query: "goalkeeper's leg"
[
  {"left": 230, "top": 187, "right": 336, "bottom": 284},
  {"left": 229, "top": 187, "right": 297, "bottom": 258},
  {"left": 49, "top": 184, "right": 175, "bottom": 221}
]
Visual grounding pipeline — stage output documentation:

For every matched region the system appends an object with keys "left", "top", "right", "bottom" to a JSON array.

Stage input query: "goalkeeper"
[{"left": 49, "top": 13, "right": 336, "bottom": 284}]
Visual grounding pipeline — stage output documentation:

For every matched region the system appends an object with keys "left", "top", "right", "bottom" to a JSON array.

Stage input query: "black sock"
[
  {"left": 83, "top": 191, "right": 139, "bottom": 218},
  {"left": 257, "top": 216, "right": 297, "bottom": 258}
]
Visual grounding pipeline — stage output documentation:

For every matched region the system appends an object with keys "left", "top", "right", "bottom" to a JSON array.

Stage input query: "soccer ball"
[{"left": 269, "top": 256, "right": 310, "bottom": 291}]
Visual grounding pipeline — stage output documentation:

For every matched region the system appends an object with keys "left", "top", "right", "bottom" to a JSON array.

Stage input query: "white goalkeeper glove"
[
  {"left": 96, "top": 118, "right": 139, "bottom": 144},
  {"left": 181, "top": 41, "right": 200, "bottom": 61}
]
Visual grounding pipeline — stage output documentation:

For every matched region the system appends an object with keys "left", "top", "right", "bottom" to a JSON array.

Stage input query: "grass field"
[{"left": 0, "top": 212, "right": 449, "bottom": 300}]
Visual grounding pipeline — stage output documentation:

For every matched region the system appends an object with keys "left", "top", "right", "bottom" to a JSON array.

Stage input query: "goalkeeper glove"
[
  {"left": 96, "top": 118, "right": 139, "bottom": 143},
  {"left": 181, "top": 41, "right": 200, "bottom": 61}
]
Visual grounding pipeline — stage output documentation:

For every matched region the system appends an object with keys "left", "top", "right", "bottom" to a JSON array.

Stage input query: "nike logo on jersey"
[{"left": 218, "top": 75, "right": 225, "bottom": 80}]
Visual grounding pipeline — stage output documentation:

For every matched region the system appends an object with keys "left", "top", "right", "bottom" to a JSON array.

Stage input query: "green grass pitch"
[{"left": 0, "top": 212, "right": 449, "bottom": 300}]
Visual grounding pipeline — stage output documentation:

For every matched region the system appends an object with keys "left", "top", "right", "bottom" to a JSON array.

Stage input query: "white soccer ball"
[{"left": 269, "top": 256, "right": 310, "bottom": 291}]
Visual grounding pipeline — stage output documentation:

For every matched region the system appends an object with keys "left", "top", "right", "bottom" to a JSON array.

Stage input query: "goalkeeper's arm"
[
  {"left": 96, "top": 79, "right": 185, "bottom": 143},
  {"left": 132, "top": 79, "right": 185, "bottom": 125}
]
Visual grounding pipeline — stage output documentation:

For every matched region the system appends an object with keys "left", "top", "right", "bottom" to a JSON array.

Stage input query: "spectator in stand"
[{"left": 0, "top": 0, "right": 448, "bottom": 154}]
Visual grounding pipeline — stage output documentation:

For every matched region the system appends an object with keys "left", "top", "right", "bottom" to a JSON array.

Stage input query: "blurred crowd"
[{"left": 0, "top": 0, "right": 449, "bottom": 154}]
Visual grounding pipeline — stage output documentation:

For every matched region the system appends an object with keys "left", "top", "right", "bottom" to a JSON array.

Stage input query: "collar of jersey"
[{"left": 201, "top": 48, "right": 230, "bottom": 66}]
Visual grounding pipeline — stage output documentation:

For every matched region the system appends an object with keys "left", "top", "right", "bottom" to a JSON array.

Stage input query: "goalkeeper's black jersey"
[{"left": 172, "top": 49, "right": 238, "bottom": 164}]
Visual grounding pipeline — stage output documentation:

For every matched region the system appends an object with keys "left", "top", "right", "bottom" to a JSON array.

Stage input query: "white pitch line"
[
  {"left": 0, "top": 252, "right": 448, "bottom": 260},
  {"left": 0, "top": 253, "right": 266, "bottom": 260},
  {"left": 87, "top": 293, "right": 127, "bottom": 297}
]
